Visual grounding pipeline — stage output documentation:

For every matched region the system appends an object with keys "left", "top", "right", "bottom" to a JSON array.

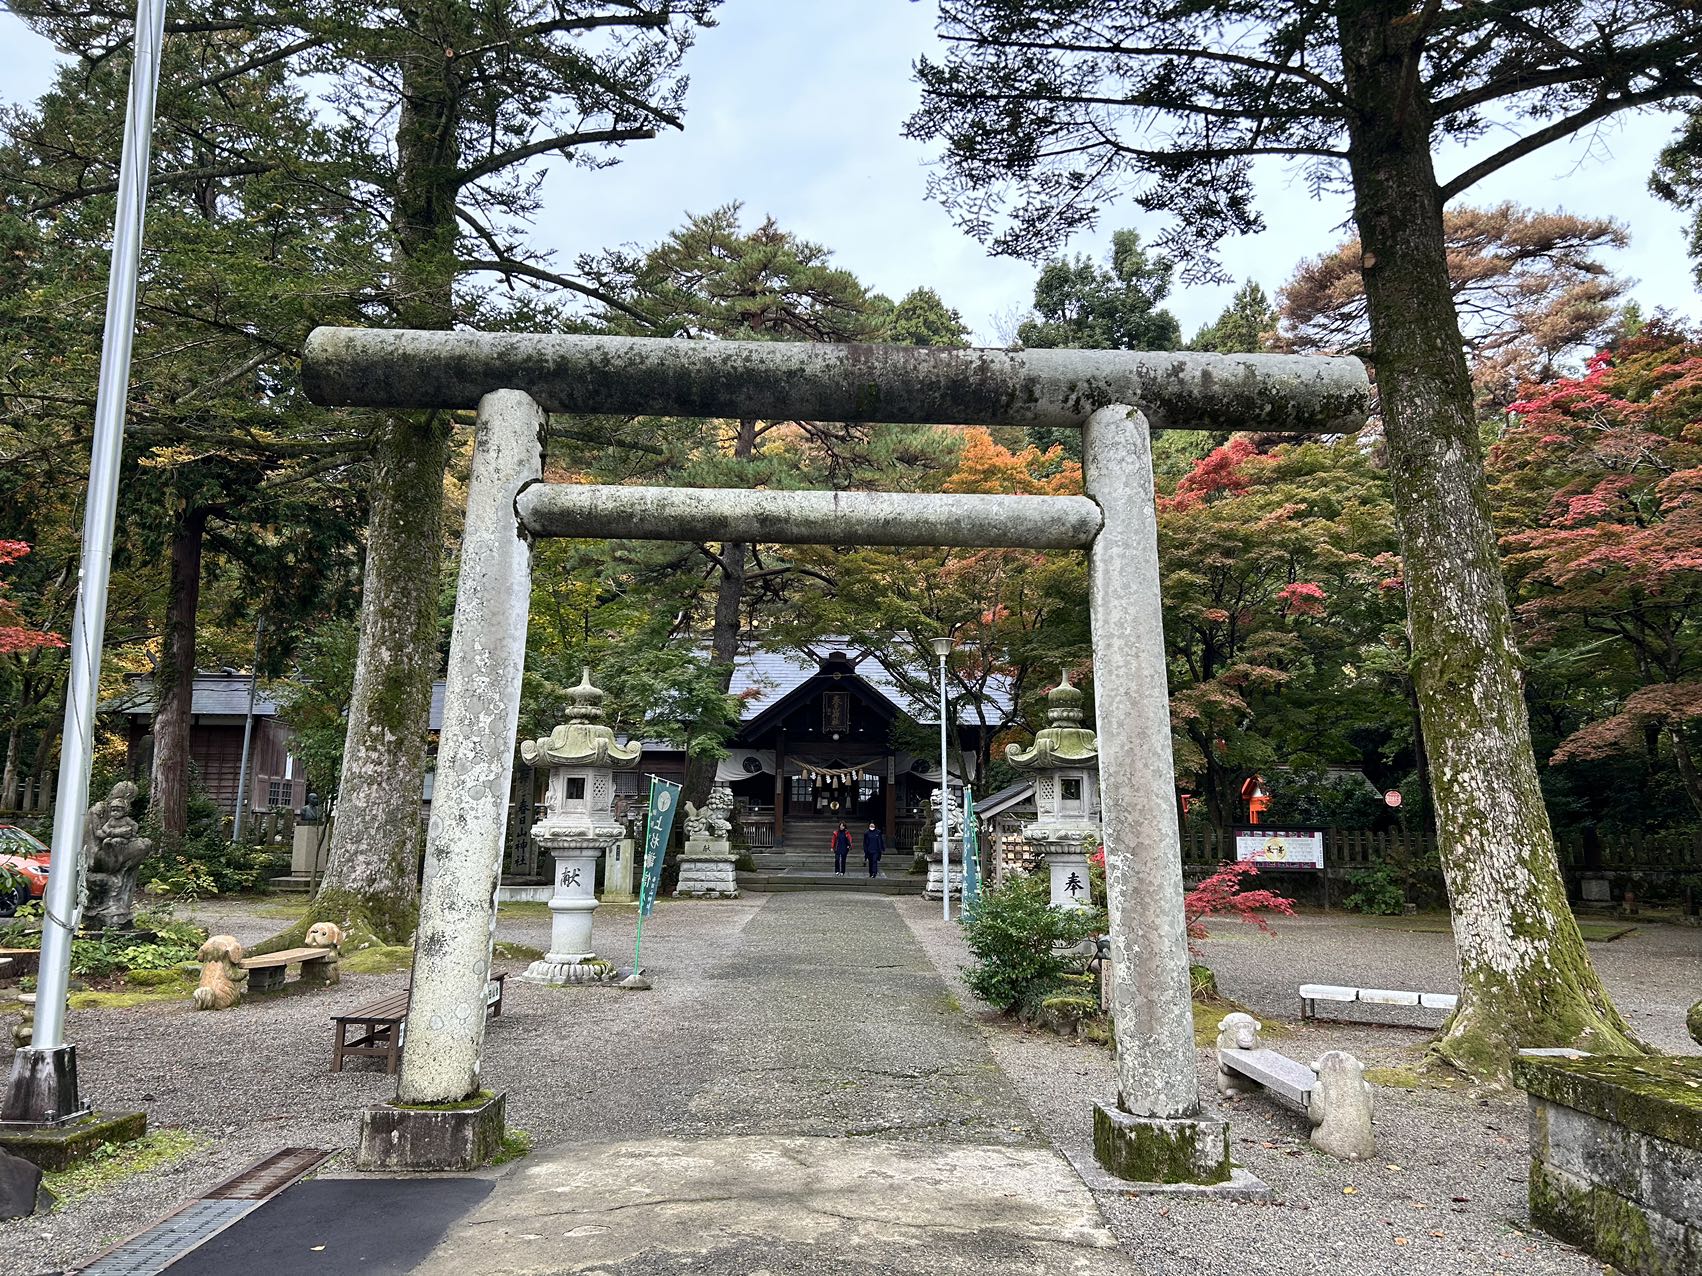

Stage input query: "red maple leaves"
[{"left": 0, "top": 540, "right": 65, "bottom": 656}]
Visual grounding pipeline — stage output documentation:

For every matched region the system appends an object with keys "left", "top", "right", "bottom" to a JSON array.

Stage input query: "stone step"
[{"left": 738, "top": 871, "right": 926, "bottom": 895}]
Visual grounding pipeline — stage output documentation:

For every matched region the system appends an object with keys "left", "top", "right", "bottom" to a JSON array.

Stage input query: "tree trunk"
[
  {"left": 1668, "top": 727, "right": 1702, "bottom": 821},
  {"left": 277, "top": 38, "right": 460, "bottom": 949},
  {"left": 1336, "top": 4, "right": 1639, "bottom": 1076},
  {"left": 304, "top": 412, "right": 449, "bottom": 945},
  {"left": 149, "top": 506, "right": 207, "bottom": 842},
  {"left": 1, "top": 720, "right": 18, "bottom": 810},
  {"left": 682, "top": 417, "right": 757, "bottom": 812}
]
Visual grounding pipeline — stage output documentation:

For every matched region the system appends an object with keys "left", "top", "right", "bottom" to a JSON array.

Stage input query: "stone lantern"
[
  {"left": 1006, "top": 672, "right": 1101, "bottom": 909},
  {"left": 516, "top": 668, "right": 640, "bottom": 983}
]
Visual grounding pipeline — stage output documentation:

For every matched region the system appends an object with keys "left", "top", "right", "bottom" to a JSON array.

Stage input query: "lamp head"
[{"left": 930, "top": 636, "right": 955, "bottom": 658}]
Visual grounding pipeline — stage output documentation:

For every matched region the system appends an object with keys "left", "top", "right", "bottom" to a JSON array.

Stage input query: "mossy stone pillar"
[
  {"left": 389, "top": 389, "right": 542, "bottom": 1113},
  {"left": 1083, "top": 404, "right": 1230, "bottom": 1185}
]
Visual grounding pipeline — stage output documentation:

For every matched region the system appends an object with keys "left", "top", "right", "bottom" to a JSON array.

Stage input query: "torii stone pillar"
[
  {"left": 388, "top": 390, "right": 542, "bottom": 1116},
  {"left": 304, "top": 328, "right": 1368, "bottom": 1180},
  {"left": 1083, "top": 405, "right": 1230, "bottom": 1184}
]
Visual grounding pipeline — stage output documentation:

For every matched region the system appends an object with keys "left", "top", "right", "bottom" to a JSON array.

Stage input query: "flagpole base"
[
  {"left": 1, "top": 1047, "right": 90, "bottom": 1126},
  {"left": 617, "top": 971, "right": 652, "bottom": 991}
]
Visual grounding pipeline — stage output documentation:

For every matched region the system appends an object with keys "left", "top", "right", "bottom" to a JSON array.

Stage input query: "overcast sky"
[{"left": 3, "top": 1, "right": 1697, "bottom": 343}]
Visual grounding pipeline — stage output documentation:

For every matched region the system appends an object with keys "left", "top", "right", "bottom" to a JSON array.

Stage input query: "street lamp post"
[{"left": 931, "top": 635, "right": 954, "bottom": 921}]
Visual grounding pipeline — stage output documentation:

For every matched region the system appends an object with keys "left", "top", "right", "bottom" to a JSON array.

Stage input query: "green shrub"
[
  {"left": 70, "top": 934, "right": 201, "bottom": 978},
  {"left": 139, "top": 781, "right": 274, "bottom": 898},
  {"left": 1342, "top": 863, "right": 1406, "bottom": 915},
  {"left": 960, "top": 872, "right": 1104, "bottom": 1013}
]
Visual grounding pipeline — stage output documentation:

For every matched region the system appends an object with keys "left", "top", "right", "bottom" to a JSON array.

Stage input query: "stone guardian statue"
[{"left": 81, "top": 780, "right": 152, "bottom": 931}]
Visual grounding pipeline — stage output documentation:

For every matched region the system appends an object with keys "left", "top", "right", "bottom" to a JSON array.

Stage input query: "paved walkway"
[{"left": 164, "top": 893, "right": 1137, "bottom": 1276}]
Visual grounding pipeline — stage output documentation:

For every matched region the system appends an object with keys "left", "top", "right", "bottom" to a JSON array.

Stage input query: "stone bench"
[
  {"left": 1299, "top": 983, "right": 1457, "bottom": 1024},
  {"left": 1216, "top": 1012, "right": 1375, "bottom": 1159}
]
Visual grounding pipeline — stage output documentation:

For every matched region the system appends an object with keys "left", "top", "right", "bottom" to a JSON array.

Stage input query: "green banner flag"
[
  {"left": 639, "top": 776, "right": 681, "bottom": 919},
  {"left": 961, "top": 789, "right": 981, "bottom": 912}
]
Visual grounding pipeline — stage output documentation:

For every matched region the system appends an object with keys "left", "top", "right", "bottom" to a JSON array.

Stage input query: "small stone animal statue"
[
  {"left": 1688, "top": 997, "right": 1701, "bottom": 1048},
  {"left": 302, "top": 921, "right": 345, "bottom": 986},
  {"left": 192, "top": 935, "right": 249, "bottom": 1010},
  {"left": 1308, "top": 1050, "right": 1376, "bottom": 1159},
  {"left": 1215, "top": 1012, "right": 1263, "bottom": 1096}
]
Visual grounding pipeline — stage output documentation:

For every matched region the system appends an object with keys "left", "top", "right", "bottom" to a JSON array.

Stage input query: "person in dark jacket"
[
  {"left": 862, "top": 822, "right": 887, "bottom": 878},
  {"left": 830, "top": 822, "right": 852, "bottom": 875}
]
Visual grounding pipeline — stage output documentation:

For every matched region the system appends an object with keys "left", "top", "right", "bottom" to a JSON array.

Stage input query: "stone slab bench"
[
  {"left": 1299, "top": 983, "right": 1457, "bottom": 1024},
  {"left": 1216, "top": 1013, "right": 1375, "bottom": 1159}
]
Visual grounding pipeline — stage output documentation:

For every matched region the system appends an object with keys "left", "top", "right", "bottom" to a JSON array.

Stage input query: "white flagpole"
[{"left": 4, "top": 0, "right": 168, "bottom": 1124}]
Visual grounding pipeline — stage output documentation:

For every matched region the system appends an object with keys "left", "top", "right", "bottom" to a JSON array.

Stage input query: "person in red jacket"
[{"left": 830, "top": 821, "right": 852, "bottom": 875}]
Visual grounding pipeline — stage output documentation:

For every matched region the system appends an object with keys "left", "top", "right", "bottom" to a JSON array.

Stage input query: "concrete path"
[{"left": 420, "top": 891, "right": 1135, "bottom": 1275}]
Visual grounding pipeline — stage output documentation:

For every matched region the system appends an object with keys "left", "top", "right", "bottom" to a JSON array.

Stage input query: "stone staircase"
[{"left": 741, "top": 818, "right": 925, "bottom": 894}]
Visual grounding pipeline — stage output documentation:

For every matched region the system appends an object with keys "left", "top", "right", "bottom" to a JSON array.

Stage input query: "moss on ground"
[
  {"left": 493, "top": 941, "right": 544, "bottom": 963},
  {"left": 340, "top": 945, "right": 415, "bottom": 975},
  {"left": 43, "top": 1129, "right": 202, "bottom": 1202},
  {"left": 1365, "top": 1065, "right": 1424, "bottom": 1089},
  {"left": 490, "top": 1127, "right": 532, "bottom": 1166},
  {"left": 1190, "top": 999, "right": 1291, "bottom": 1046},
  {"left": 496, "top": 901, "right": 552, "bottom": 919}
]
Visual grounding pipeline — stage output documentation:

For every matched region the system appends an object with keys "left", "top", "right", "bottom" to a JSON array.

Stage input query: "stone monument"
[
  {"left": 80, "top": 781, "right": 152, "bottom": 931},
  {"left": 676, "top": 784, "right": 738, "bottom": 898},
  {"left": 1006, "top": 672, "right": 1101, "bottom": 909},
  {"left": 922, "top": 786, "right": 964, "bottom": 900},
  {"left": 516, "top": 669, "right": 639, "bottom": 984}
]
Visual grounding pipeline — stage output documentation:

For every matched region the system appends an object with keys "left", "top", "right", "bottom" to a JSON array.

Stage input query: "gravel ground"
[
  {"left": 4, "top": 891, "right": 1051, "bottom": 1274},
  {"left": 1, "top": 895, "right": 1695, "bottom": 1275},
  {"left": 899, "top": 900, "right": 1702, "bottom": 1276}
]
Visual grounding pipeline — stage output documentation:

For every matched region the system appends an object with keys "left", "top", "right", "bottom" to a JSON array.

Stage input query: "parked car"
[{"left": 0, "top": 824, "right": 50, "bottom": 916}]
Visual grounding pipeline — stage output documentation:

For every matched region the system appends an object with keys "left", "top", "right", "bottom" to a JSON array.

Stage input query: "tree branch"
[
  {"left": 458, "top": 256, "right": 655, "bottom": 325},
  {"left": 457, "top": 127, "right": 658, "bottom": 184},
  {"left": 1439, "top": 87, "right": 1680, "bottom": 201}
]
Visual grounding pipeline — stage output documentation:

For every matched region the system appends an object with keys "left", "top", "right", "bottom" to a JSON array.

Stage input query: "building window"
[
  {"left": 858, "top": 774, "right": 879, "bottom": 803},
  {"left": 790, "top": 776, "right": 815, "bottom": 804},
  {"left": 614, "top": 772, "right": 642, "bottom": 797},
  {"left": 267, "top": 779, "right": 289, "bottom": 809}
]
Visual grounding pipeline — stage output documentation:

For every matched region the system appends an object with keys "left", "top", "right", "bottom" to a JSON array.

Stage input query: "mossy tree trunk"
[
  {"left": 1336, "top": 3, "right": 1641, "bottom": 1077},
  {"left": 279, "top": 36, "right": 460, "bottom": 950}
]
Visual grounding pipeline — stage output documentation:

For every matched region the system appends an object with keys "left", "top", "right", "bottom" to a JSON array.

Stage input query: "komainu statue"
[
  {"left": 82, "top": 781, "right": 152, "bottom": 931},
  {"left": 192, "top": 935, "right": 248, "bottom": 1010}
]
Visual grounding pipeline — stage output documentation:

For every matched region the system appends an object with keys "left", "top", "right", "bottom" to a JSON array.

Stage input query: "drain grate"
[
  {"left": 80, "top": 1200, "right": 254, "bottom": 1276},
  {"left": 75, "top": 1147, "right": 330, "bottom": 1275},
  {"left": 203, "top": 1147, "right": 330, "bottom": 1201}
]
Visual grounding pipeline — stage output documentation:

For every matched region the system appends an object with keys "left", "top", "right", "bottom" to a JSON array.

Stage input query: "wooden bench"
[
  {"left": 242, "top": 946, "right": 337, "bottom": 993},
  {"left": 330, "top": 973, "right": 506, "bottom": 1074},
  {"left": 1299, "top": 983, "right": 1457, "bottom": 1023}
]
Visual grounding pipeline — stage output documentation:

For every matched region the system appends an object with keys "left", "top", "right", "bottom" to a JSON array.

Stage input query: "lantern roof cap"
[
  {"left": 1005, "top": 669, "right": 1098, "bottom": 769},
  {"left": 520, "top": 667, "right": 643, "bottom": 769}
]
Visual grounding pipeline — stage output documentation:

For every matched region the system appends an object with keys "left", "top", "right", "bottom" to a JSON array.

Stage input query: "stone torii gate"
[{"left": 303, "top": 330, "right": 1367, "bottom": 1183}]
